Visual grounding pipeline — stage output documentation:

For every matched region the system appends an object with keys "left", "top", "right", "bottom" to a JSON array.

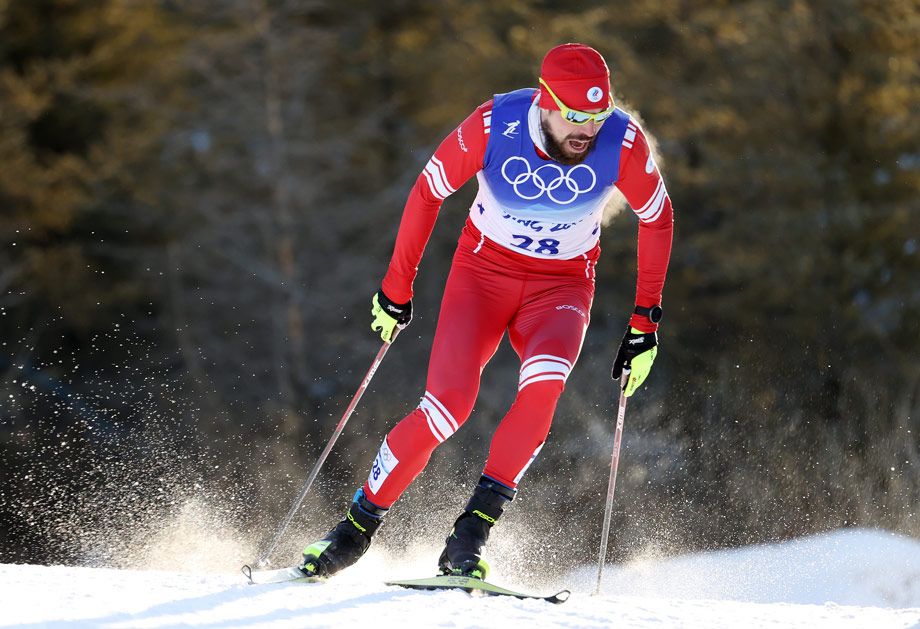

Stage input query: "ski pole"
[
  {"left": 594, "top": 372, "right": 628, "bottom": 596},
  {"left": 251, "top": 328, "right": 401, "bottom": 568}
]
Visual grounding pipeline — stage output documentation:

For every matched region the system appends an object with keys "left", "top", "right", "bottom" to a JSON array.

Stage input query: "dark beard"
[{"left": 540, "top": 119, "right": 598, "bottom": 165}]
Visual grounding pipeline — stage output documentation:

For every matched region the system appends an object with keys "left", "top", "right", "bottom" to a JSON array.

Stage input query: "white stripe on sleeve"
[
  {"left": 634, "top": 179, "right": 668, "bottom": 223},
  {"left": 423, "top": 157, "right": 455, "bottom": 200},
  {"left": 623, "top": 124, "right": 637, "bottom": 148}
]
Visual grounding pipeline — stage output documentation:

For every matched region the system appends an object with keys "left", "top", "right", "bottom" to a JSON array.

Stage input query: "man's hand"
[
  {"left": 611, "top": 327, "right": 658, "bottom": 397},
  {"left": 371, "top": 291, "right": 412, "bottom": 343}
]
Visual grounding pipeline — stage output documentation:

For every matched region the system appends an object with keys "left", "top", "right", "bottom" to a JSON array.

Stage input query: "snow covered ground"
[{"left": 2, "top": 528, "right": 918, "bottom": 628}]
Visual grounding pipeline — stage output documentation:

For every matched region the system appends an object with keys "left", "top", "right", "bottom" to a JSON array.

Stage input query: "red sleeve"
[
  {"left": 380, "top": 101, "right": 492, "bottom": 304},
  {"left": 615, "top": 120, "right": 674, "bottom": 333}
]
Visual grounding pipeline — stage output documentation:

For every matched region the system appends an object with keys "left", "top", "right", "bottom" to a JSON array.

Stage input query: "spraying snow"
[{"left": 2, "top": 528, "right": 918, "bottom": 628}]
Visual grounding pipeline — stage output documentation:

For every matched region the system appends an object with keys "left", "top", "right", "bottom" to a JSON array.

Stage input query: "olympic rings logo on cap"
[{"left": 501, "top": 157, "right": 597, "bottom": 205}]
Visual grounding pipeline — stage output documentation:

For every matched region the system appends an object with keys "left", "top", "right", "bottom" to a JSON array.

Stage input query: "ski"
[
  {"left": 385, "top": 575, "right": 570, "bottom": 604},
  {"left": 241, "top": 564, "right": 323, "bottom": 585},
  {"left": 242, "top": 566, "right": 570, "bottom": 604}
]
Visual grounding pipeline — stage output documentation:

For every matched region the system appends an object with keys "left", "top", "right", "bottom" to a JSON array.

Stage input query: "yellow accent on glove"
[
  {"left": 624, "top": 327, "right": 657, "bottom": 397},
  {"left": 371, "top": 293, "right": 399, "bottom": 343}
]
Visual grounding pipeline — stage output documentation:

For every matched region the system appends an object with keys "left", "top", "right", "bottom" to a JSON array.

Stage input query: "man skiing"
[{"left": 300, "top": 43, "right": 673, "bottom": 579}]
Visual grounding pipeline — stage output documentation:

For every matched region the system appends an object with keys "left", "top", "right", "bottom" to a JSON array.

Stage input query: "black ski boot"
[
  {"left": 300, "top": 490, "right": 387, "bottom": 577},
  {"left": 438, "top": 476, "right": 516, "bottom": 580}
]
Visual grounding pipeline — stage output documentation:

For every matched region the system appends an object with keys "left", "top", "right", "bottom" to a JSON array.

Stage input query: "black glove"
[
  {"left": 371, "top": 290, "right": 412, "bottom": 342},
  {"left": 611, "top": 327, "right": 658, "bottom": 397}
]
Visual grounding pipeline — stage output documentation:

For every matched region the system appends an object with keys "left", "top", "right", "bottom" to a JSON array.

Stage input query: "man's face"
[{"left": 540, "top": 108, "right": 603, "bottom": 166}]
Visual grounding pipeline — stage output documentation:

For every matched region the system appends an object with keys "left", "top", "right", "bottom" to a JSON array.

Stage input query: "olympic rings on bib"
[{"left": 500, "top": 157, "right": 597, "bottom": 205}]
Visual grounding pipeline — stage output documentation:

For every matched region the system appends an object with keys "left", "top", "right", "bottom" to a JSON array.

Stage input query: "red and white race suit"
[{"left": 363, "top": 93, "right": 673, "bottom": 507}]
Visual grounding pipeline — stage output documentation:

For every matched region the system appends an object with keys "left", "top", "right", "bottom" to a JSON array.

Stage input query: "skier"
[{"left": 300, "top": 43, "right": 673, "bottom": 579}]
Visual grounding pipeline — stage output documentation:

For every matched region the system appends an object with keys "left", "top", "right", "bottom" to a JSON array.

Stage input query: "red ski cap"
[{"left": 539, "top": 43, "right": 612, "bottom": 111}]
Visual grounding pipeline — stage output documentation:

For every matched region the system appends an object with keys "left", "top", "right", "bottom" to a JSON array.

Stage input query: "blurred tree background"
[{"left": 1, "top": 0, "right": 917, "bottom": 574}]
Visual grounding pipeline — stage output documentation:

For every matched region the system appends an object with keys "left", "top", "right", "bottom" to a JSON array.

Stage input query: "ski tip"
[{"left": 550, "top": 589, "right": 571, "bottom": 604}]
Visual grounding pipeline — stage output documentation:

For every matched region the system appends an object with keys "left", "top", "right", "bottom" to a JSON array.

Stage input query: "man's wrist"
[
  {"left": 628, "top": 315, "right": 657, "bottom": 334},
  {"left": 633, "top": 304, "right": 663, "bottom": 323},
  {"left": 381, "top": 274, "right": 413, "bottom": 306}
]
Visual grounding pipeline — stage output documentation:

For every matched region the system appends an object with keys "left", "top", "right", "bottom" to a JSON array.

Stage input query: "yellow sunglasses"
[{"left": 539, "top": 78, "right": 615, "bottom": 125}]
